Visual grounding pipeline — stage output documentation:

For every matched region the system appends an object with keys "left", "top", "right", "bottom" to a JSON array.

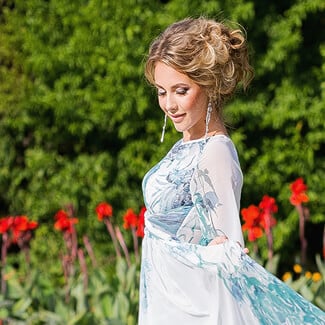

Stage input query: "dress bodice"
[
  {"left": 142, "top": 139, "right": 204, "bottom": 236},
  {"left": 142, "top": 135, "right": 244, "bottom": 245}
]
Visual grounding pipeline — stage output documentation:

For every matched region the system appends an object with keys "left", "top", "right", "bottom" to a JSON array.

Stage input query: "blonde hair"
[{"left": 145, "top": 17, "right": 254, "bottom": 109}]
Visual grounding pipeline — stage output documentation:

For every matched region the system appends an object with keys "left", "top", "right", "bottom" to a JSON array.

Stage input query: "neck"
[{"left": 183, "top": 121, "right": 227, "bottom": 142}]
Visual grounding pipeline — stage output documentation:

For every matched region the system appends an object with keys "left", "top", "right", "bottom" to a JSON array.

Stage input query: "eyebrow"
[{"left": 155, "top": 83, "right": 190, "bottom": 90}]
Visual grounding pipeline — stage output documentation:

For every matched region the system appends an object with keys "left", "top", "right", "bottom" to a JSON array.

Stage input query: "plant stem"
[
  {"left": 1, "top": 233, "right": 8, "bottom": 295},
  {"left": 78, "top": 248, "right": 88, "bottom": 291},
  {"left": 115, "top": 226, "right": 131, "bottom": 267},
  {"left": 104, "top": 218, "right": 121, "bottom": 258},
  {"left": 83, "top": 235, "right": 97, "bottom": 267},
  {"left": 266, "top": 228, "right": 274, "bottom": 261},
  {"left": 253, "top": 242, "right": 259, "bottom": 256},
  {"left": 296, "top": 204, "right": 307, "bottom": 266},
  {"left": 131, "top": 227, "right": 139, "bottom": 261},
  {"left": 322, "top": 225, "right": 325, "bottom": 260}
]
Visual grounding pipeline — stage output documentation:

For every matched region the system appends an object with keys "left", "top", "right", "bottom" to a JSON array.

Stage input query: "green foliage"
[
  {"left": 0, "top": 0, "right": 324, "bottom": 285},
  {"left": 0, "top": 258, "right": 139, "bottom": 324}
]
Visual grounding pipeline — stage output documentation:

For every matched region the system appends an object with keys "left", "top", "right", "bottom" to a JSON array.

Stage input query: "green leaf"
[{"left": 12, "top": 297, "right": 32, "bottom": 317}]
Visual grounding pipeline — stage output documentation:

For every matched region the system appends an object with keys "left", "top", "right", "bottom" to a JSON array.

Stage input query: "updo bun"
[{"left": 145, "top": 17, "right": 254, "bottom": 109}]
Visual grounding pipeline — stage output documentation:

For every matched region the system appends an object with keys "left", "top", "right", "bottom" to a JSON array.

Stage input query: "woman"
[{"left": 139, "top": 17, "right": 325, "bottom": 324}]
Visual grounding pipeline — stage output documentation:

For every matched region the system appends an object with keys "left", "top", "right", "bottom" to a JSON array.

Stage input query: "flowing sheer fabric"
[{"left": 139, "top": 135, "right": 325, "bottom": 324}]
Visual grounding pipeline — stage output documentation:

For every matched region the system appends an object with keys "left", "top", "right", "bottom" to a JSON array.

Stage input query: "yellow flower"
[
  {"left": 305, "top": 271, "right": 312, "bottom": 279},
  {"left": 293, "top": 264, "right": 302, "bottom": 274},
  {"left": 3, "top": 270, "right": 15, "bottom": 281},
  {"left": 312, "top": 272, "right": 322, "bottom": 282},
  {"left": 282, "top": 272, "right": 292, "bottom": 282}
]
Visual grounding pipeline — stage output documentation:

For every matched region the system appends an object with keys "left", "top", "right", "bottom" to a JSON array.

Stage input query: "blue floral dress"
[{"left": 138, "top": 135, "right": 325, "bottom": 324}]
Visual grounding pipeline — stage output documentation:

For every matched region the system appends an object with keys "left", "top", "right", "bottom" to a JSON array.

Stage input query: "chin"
[{"left": 172, "top": 124, "right": 186, "bottom": 133}]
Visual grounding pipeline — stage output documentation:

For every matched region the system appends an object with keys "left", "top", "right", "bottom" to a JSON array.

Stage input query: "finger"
[
  {"left": 216, "top": 235, "right": 228, "bottom": 244},
  {"left": 209, "top": 235, "right": 228, "bottom": 245}
]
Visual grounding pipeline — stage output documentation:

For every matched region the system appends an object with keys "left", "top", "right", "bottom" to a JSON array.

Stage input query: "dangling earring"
[
  {"left": 160, "top": 114, "right": 167, "bottom": 143},
  {"left": 205, "top": 101, "right": 213, "bottom": 138}
]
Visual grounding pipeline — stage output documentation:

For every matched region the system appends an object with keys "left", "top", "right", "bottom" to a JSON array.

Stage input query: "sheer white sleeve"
[{"left": 190, "top": 136, "right": 244, "bottom": 247}]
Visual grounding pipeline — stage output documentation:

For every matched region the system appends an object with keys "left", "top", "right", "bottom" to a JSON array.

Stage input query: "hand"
[
  {"left": 208, "top": 236, "right": 250, "bottom": 255},
  {"left": 208, "top": 235, "right": 228, "bottom": 246},
  {"left": 237, "top": 241, "right": 249, "bottom": 254}
]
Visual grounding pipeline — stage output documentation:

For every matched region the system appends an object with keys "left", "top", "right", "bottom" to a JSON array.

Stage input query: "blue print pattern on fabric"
[{"left": 139, "top": 135, "right": 325, "bottom": 325}]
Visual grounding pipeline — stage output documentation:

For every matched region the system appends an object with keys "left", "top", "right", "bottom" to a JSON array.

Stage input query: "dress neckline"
[{"left": 180, "top": 133, "right": 229, "bottom": 145}]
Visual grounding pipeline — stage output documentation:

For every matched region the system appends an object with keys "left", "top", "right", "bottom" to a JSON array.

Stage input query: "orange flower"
[
  {"left": 54, "top": 210, "right": 78, "bottom": 233},
  {"left": 11, "top": 216, "right": 38, "bottom": 243},
  {"left": 241, "top": 205, "right": 264, "bottom": 242},
  {"left": 0, "top": 215, "right": 38, "bottom": 243},
  {"left": 0, "top": 216, "right": 13, "bottom": 234},
  {"left": 305, "top": 271, "right": 312, "bottom": 279},
  {"left": 54, "top": 217, "right": 78, "bottom": 233},
  {"left": 259, "top": 195, "right": 278, "bottom": 214},
  {"left": 282, "top": 272, "right": 292, "bottom": 282},
  {"left": 54, "top": 209, "right": 68, "bottom": 221},
  {"left": 123, "top": 208, "right": 138, "bottom": 229},
  {"left": 293, "top": 264, "right": 302, "bottom": 274},
  {"left": 259, "top": 195, "right": 277, "bottom": 231},
  {"left": 289, "top": 178, "right": 309, "bottom": 206},
  {"left": 136, "top": 207, "right": 146, "bottom": 238},
  {"left": 28, "top": 220, "right": 38, "bottom": 230},
  {"left": 96, "top": 202, "right": 113, "bottom": 221},
  {"left": 123, "top": 206, "right": 146, "bottom": 238},
  {"left": 312, "top": 272, "right": 322, "bottom": 282}
]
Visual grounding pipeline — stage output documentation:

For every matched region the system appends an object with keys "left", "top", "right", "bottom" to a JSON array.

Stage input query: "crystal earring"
[
  {"left": 205, "top": 101, "right": 213, "bottom": 138},
  {"left": 160, "top": 114, "right": 167, "bottom": 143}
]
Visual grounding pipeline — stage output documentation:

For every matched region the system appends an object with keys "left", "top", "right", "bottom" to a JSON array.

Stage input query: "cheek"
[
  {"left": 185, "top": 97, "right": 200, "bottom": 113},
  {"left": 191, "top": 95, "right": 207, "bottom": 113},
  {"left": 157, "top": 97, "right": 166, "bottom": 111}
]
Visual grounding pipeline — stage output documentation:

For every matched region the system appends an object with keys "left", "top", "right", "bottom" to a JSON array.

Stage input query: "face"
[{"left": 154, "top": 62, "right": 208, "bottom": 141}]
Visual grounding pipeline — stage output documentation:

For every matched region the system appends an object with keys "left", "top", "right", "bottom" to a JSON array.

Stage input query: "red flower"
[
  {"left": 123, "top": 208, "right": 138, "bottom": 229},
  {"left": 289, "top": 178, "right": 309, "bottom": 206},
  {"left": 241, "top": 205, "right": 264, "bottom": 242},
  {"left": 54, "top": 210, "right": 78, "bottom": 233},
  {"left": 0, "top": 215, "right": 38, "bottom": 243},
  {"left": 28, "top": 220, "right": 38, "bottom": 230},
  {"left": 122, "top": 206, "right": 146, "bottom": 238},
  {"left": 259, "top": 195, "right": 278, "bottom": 214},
  {"left": 136, "top": 207, "right": 146, "bottom": 238},
  {"left": 0, "top": 216, "right": 13, "bottom": 234},
  {"left": 54, "top": 209, "right": 68, "bottom": 221},
  {"left": 11, "top": 216, "right": 29, "bottom": 242},
  {"left": 96, "top": 202, "right": 113, "bottom": 221},
  {"left": 259, "top": 195, "right": 277, "bottom": 231},
  {"left": 13, "top": 215, "right": 29, "bottom": 230}
]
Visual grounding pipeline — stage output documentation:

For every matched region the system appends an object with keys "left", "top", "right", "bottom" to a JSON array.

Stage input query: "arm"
[{"left": 190, "top": 137, "right": 245, "bottom": 247}]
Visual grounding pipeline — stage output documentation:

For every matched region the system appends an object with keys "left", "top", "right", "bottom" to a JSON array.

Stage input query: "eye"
[
  {"left": 157, "top": 88, "right": 166, "bottom": 96},
  {"left": 176, "top": 87, "right": 189, "bottom": 95}
]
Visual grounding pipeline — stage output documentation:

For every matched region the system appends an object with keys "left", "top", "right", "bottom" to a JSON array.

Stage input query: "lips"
[{"left": 169, "top": 113, "right": 186, "bottom": 123}]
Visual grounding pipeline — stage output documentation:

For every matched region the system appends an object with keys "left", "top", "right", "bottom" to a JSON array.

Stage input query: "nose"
[{"left": 165, "top": 94, "right": 177, "bottom": 113}]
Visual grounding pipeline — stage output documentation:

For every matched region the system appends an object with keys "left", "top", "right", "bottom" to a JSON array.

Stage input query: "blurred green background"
[{"left": 0, "top": 0, "right": 324, "bottom": 322}]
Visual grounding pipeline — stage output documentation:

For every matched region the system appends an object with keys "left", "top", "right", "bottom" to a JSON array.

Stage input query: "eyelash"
[
  {"left": 157, "top": 88, "right": 189, "bottom": 96},
  {"left": 176, "top": 88, "right": 189, "bottom": 95}
]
